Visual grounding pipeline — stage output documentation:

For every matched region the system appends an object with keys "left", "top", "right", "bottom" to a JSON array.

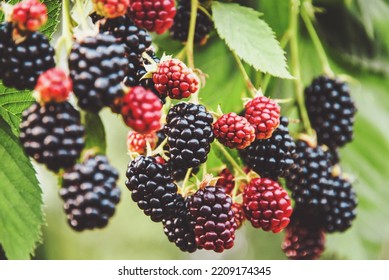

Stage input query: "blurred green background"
[{"left": 34, "top": 0, "right": 389, "bottom": 260}]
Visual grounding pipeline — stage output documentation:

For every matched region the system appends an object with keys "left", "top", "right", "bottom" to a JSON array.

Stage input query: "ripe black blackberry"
[
  {"left": 0, "top": 23, "right": 55, "bottom": 90},
  {"left": 19, "top": 102, "right": 85, "bottom": 172},
  {"left": 305, "top": 76, "right": 356, "bottom": 149},
  {"left": 68, "top": 34, "right": 128, "bottom": 112},
  {"left": 59, "top": 155, "right": 121, "bottom": 231},
  {"left": 320, "top": 176, "right": 357, "bottom": 233},
  {"left": 285, "top": 139, "right": 333, "bottom": 210},
  {"left": 186, "top": 186, "right": 236, "bottom": 252},
  {"left": 170, "top": 0, "right": 213, "bottom": 44},
  {"left": 165, "top": 102, "right": 214, "bottom": 169},
  {"left": 282, "top": 209, "right": 326, "bottom": 260},
  {"left": 125, "top": 156, "right": 178, "bottom": 222},
  {"left": 162, "top": 194, "right": 197, "bottom": 253},
  {"left": 99, "top": 15, "right": 152, "bottom": 62},
  {"left": 239, "top": 116, "right": 296, "bottom": 180}
]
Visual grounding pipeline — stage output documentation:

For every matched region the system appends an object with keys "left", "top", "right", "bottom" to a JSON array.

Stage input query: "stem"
[
  {"left": 232, "top": 51, "right": 258, "bottom": 98},
  {"left": 75, "top": 0, "right": 89, "bottom": 31},
  {"left": 186, "top": 0, "right": 198, "bottom": 69},
  {"left": 214, "top": 141, "right": 247, "bottom": 179},
  {"left": 62, "top": 0, "right": 73, "bottom": 48},
  {"left": 301, "top": 1, "right": 334, "bottom": 77},
  {"left": 289, "top": 0, "right": 314, "bottom": 136},
  {"left": 181, "top": 168, "right": 193, "bottom": 195}
]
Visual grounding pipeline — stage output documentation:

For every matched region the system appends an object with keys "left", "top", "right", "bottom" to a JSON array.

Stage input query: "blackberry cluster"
[
  {"left": 165, "top": 102, "right": 214, "bottom": 169},
  {"left": 286, "top": 139, "right": 333, "bottom": 208},
  {"left": 321, "top": 176, "right": 357, "bottom": 233},
  {"left": 282, "top": 209, "right": 326, "bottom": 260},
  {"left": 0, "top": 23, "right": 55, "bottom": 90},
  {"left": 125, "top": 156, "right": 178, "bottom": 222},
  {"left": 163, "top": 194, "right": 197, "bottom": 253},
  {"left": 19, "top": 102, "right": 85, "bottom": 172},
  {"left": 59, "top": 155, "right": 121, "bottom": 231},
  {"left": 305, "top": 76, "right": 356, "bottom": 149},
  {"left": 170, "top": 0, "right": 213, "bottom": 44},
  {"left": 68, "top": 34, "right": 128, "bottom": 112},
  {"left": 186, "top": 186, "right": 236, "bottom": 252},
  {"left": 239, "top": 116, "right": 296, "bottom": 180}
]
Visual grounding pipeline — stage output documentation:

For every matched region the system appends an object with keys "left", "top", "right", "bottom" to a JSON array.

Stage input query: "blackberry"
[
  {"left": 0, "top": 245, "right": 6, "bottom": 260},
  {"left": 59, "top": 155, "right": 121, "bottom": 231},
  {"left": 285, "top": 139, "right": 333, "bottom": 210},
  {"left": 165, "top": 102, "right": 214, "bottom": 169},
  {"left": 282, "top": 209, "right": 326, "bottom": 260},
  {"left": 19, "top": 102, "right": 85, "bottom": 172},
  {"left": 305, "top": 76, "right": 356, "bottom": 149},
  {"left": 0, "top": 23, "right": 55, "bottom": 90},
  {"left": 186, "top": 186, "right": 236, "bottom": 252},
  {"left": 170, "top": 0, "right": 213, "bottom": 44},
  {"left": 162, "top": 194, "right": 197, "bottom": 253},
  {"left": 68, "top": 34, "right": 128, "bottom": 112},
  {"left": 125, "top": 156, "right": 178, "bottom": 222},
  {"left": 321, "top": 176, "right": 357, "bottom": 233},
  {"left": 239, "top": 117, "right": 296, "bottom": 180},
  {"left": 99, "top": 15, "right": 152, "bottom": 62}
]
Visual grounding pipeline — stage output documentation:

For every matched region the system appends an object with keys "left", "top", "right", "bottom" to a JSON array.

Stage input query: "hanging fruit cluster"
[{"left": 0, "top": 0, "right": 358, "bottom": 260}]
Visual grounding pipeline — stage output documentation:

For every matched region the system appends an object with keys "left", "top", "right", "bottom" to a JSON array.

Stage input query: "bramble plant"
[{"left": 0, "top": 0, "right": 388, "bottom": 260}]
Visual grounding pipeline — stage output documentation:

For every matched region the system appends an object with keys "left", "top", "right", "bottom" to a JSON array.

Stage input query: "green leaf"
[
  {"left": 0, "top": 85, "right": 34, "bottom": 135},
  {"left": 83, "top": 112, "right": 107, "bottom": 155},
  {"left": 212, "top": 2, "right": 292, "bottom": 79},
  {"left": 41, "top": 0, "right": 62, "bottom": 39},
  {"left": 0, "top": 119, "right": 43, "bottom": 259}
]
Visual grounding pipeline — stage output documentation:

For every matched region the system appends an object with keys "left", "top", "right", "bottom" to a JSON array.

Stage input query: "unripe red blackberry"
[
  {"left": 216, "top": 168, "right": 235, "bottom": 195},
  {"left": 153, "top": 58, "right": 199, "bottom": 100},
  {"left": 68, "top": 34, "right": 128, "bottom": 112},
  {"left": 305, "top": 76, "right": 356, "bottom": 149},
  {"left": 165, "top": 102, "right": 214, "bottom": 169},
  {"left": 19, "top": 102, "right": 85, "bottom": 172},
  {"left": 59, "top": 155, "right": 121, "bottom": 231},
  {"left": 127, "top": 130, "right": 157, "bottom": 154},
  {"left": 232, "top": 202, "right": 245, "bottom": 229},
  {"left": 170, "top": 0, "right": 213, "bottom": 44},
  {"left": 321, "top": 176, "right": 357, "bottom": 233},
  {"left": 245, "top": 96, "right": 280, "bottom": 139},
  {"left": 34, "top": 68, "right": 72, "bottom": 103},
  {"left": 239, "top": 116, "right": 296, "bottom": 180},
  {"left": 163, "top": 194, "right": 197, "bottom": 253},
  {"left": 213, "top": 112, "right": 255, "bottom": 150},
  {"left": 282, "top": 209, "right": 326, "bottom": 260},
  {"left": 285, "top": 139, "right": 333, "bottom": 210},
  {"left": 92, "top": 0, "right": 130, "bottom": 18},
  {"left": 186, "top": 186, "right": 236, "bottom": 252},
  {"left": 243, "top": 178, "right": 292, "bottom": 233},
  {"left": 129, "top": 0, "right": 176, "bottom": 34},
  {"left": 0, "top": 23, "right": 55, "bottom": 90},
  {"left": 121, "top": 86, "right": 162, "bottom": 133},
  {"left": 11, "top": 0, "right": 48, "bottom": 32},
  {"left": 125, "top": 156, "right": 178, "bottom": 222}
]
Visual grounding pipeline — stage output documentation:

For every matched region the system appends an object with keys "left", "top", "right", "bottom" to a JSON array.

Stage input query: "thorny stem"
[
  {"left": 55, "top": 0, "right": 73, "bottom": 67},
  {"left": 232, "top": 51, "right": 258, "bottom": 98},
  {"left": 289, "top": 0, "right": 314, "bottom": 136},
  {"left": 186, "top": 0, "right": 199, "bottom": 69},
  {"left": 301, "top": 1, "right": 334, "bottom": 77}
]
